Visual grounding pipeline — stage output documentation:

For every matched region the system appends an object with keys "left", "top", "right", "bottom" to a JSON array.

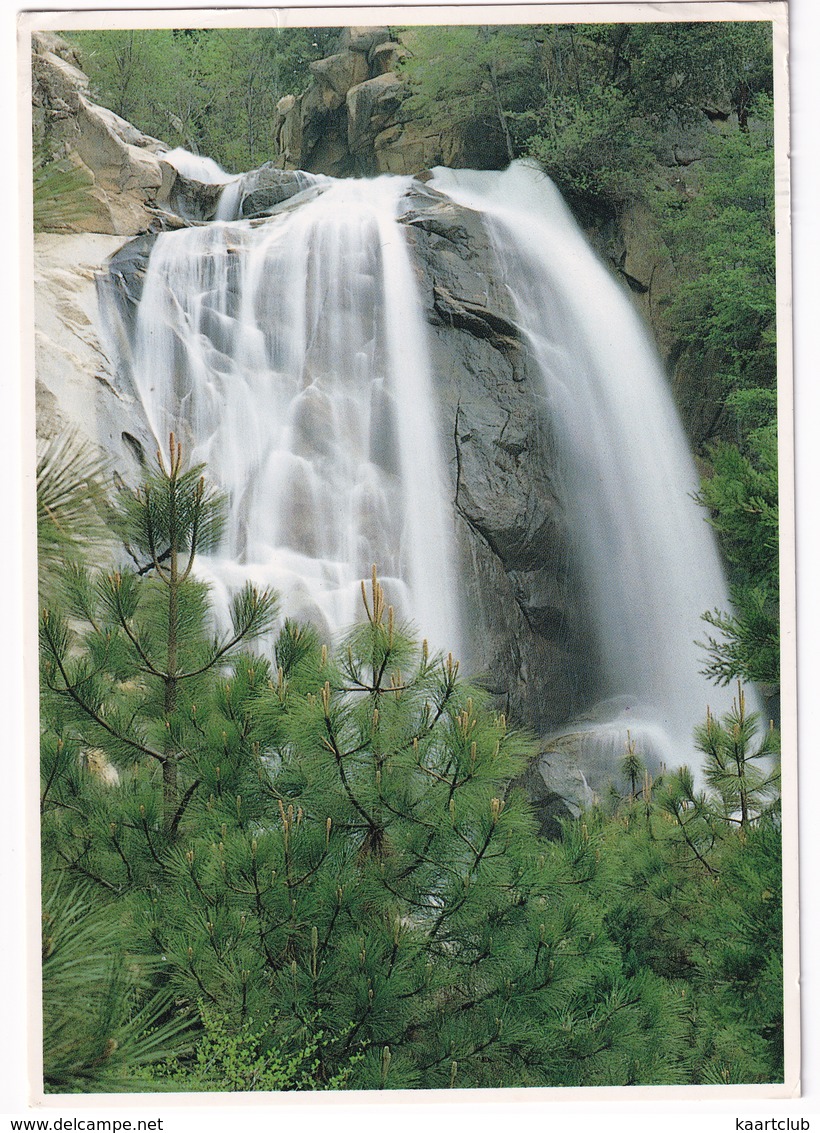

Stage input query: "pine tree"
[
  {"left": 97, "top": 567, "right": 707, "bottom": 1090},
  {"left": 40, "top": 434, "right": 277, "bottom": 837},
  {"left": 41, "top": 876, "right": 190, "bottom": 1092},
  {"left": 39, "top": 445, "right": 783, "bottom": 1090},
  {"left": 585, "top": 697, "right": 783, "bottom": 1084},
  {"left": 37, "top": 429, "right": 109, "bottom": 596}
]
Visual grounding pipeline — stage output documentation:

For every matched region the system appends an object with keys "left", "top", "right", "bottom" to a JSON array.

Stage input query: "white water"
[
  {"left": 126, "top": 174, "right": 463, "bottom": 655},
  {"left": 161, "top": 147, "right": 235, "bottom": 184},
  {"left": 430, "top": 162, "right": 743, "bottom": 778},
  {"left": 112, "top": 154, "right": 750, "bottom": 783}
]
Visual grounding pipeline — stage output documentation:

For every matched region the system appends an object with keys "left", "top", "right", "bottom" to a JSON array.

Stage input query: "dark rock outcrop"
[
  {"left": 401, "top": 182, "right": 598, "bottom": 730},
  {"left": 514, "top": 750, "right": 595, "bottom": 839}
]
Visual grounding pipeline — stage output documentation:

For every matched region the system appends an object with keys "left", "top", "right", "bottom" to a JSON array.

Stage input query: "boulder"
[
  {"left": 347, "top": 73, "right": 405, "bottom": 158},
  {"left": 160, "top": 164, "right": 223, "bottom": 222},
  {"left": 514, "top": 750, "right": 595, "bottom": 839},
  {"left": 309, "top": 51, "right": 369, "bottom": 111},
  {"left": 234, "top": 166, "right": 318, "bottom": 218},
  {"left": 272, "top": 29, "right": 507, "bottom": 179},
  {"left": 336, "top": 27, "right": 392, "bottom": 54},
  {"left": 299, "top": 82, "right": 354, "bottom": 176},
  {"left": 370, "top": 41, "right": 408, "bottom": 76},
  {"left": 32, "top": 38, "right": 166, "bottom": 235}
]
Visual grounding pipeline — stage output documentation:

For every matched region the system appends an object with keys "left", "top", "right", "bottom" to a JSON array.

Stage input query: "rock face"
[
  {"left": 32, "top": 32, "right": 167, "bottom": 236},
  {"left": 514, "top": 750, "right": 595, "bottom": 839},
  {"left": 32, "top": 32, "right": 234, "bottom": 238},
  {"left": 272, "top": 28, "right": 507, "bottom": 178},
  {"left": 33, "top": 231, "right": 149, "bottom": 487}
]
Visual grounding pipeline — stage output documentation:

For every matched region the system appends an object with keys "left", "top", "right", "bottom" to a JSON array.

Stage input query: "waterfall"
[
  {"left": 121, "top": 173, "right": 463, "bottom": 656},
  {"left": 106, "top": 154, "right": 749, "bottom": 786},
  {"left": 430, "top": 161, "right": 743, "bottom": 778}
]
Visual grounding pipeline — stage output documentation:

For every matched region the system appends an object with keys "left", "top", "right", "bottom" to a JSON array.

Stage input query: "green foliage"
[
  {"left": 522, "top": 81, "right": 653, "bottom": 206},
  {"left": 40, "top": 434, "right": 276, "bottom": 835},
  {"left": 65, "top": 28, "right": 339, "bottom": 172},
  {"left": 150, "top": 1003, "right": 363, "bottom": 1091},
  {"left": 645, "top": 90, "right": 778, "bottom": 691},
  {"left": 37, "top": 430, "right": 109, "bottom": 588},
  {"left": 401, "top": 22, "right": 772, "bottom": 208},
  {"left": 697, "top": 423, "right": 779, "bottom": 688},
  {"left": 400, "top": 26, "right": 543, "bottom": 162},
  {"left": 42, "top": 876, "right": 191, "bottom": 1092},
  {"left": 588, "top": 695, "right": 782, "bottom": 1083},
  {"left": 621, "top": 22, "right": 772, "bottom": 126},
  {"left": 659, "top": 98, "right": 776, "bottom": 433},
  {"left": 39, "top": 472, "right": 784, "bottom": 1087},
  {"left": 697, "top": 685, "right": 779, "bottom": 825}
]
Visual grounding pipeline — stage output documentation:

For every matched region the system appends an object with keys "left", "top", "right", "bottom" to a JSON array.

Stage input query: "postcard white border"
[{"left": 8, "top": 1, "right": 811, "bottom": 1124}]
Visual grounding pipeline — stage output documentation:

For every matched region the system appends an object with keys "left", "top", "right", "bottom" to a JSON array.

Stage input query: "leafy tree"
[
  {"left": 620, "top": 21, "right": 772, "bottom": 127},
  {"left": 522, "top": 79, "right": 654, "bottom": 207},
  {"left": 149, "top": 1002, "right": 362, "bottom": 1091},
  {"left": 660, "top": 97, "right": 776, "bottom": 446},
  {"left": 192, "top": 28, "right": 339, "bottom": 170},
  {"left": 65, "top": 30, "right": 184, "bottom": 134},
  {"left": 649, "top": 92, "right": 778, "bottom": 693},
  {"left": 400, "top": 22, "right": 772, "bottom": 209},
  {"left": 65, "top": 27, "right": 340, "bottom": 172},
  {"left": 400, "top": 26, "right": 543, "bottom": 163}
]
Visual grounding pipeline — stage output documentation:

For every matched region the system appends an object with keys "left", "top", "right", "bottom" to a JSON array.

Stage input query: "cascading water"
[
  {"left": 161, "top": 147, "right": 236, "bottom": 185},
  {"left": 105, "top": 153, "right": 749, "bottom": 786},
  {"left": 430, "top": 162, "right": 744, "bottom": 779},
  {"left": 120, "top": 173, "right": 463, "bottom": 656}
]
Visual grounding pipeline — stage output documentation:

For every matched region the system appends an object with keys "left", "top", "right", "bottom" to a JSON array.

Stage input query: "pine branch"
[
  {"left": 41, "top": 613, "right": 165, "bottom": 765},
  {"left": 169, "top": 778, "right": 201, "bottom": 838}
]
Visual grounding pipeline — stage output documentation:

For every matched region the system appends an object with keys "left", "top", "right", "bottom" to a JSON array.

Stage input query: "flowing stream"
[{"left": 108, "top": 155, "right": 745, "bottom": 783}]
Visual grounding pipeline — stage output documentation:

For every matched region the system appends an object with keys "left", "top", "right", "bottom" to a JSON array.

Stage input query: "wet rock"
[
  {"left": 162, "top": 168, "right": 223, "bottom": 222},
  {"left": 514, "top": 750, "right": 595, "bottom": 839},
  {"left": 33, "top": 231, "right": 151, "bottom": 480},
  {"left": 400, "top": 184, "right": 598, "bottom": 732},
  {"left": 236, "top": 167, "right": 317, "bottom": 217}
]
